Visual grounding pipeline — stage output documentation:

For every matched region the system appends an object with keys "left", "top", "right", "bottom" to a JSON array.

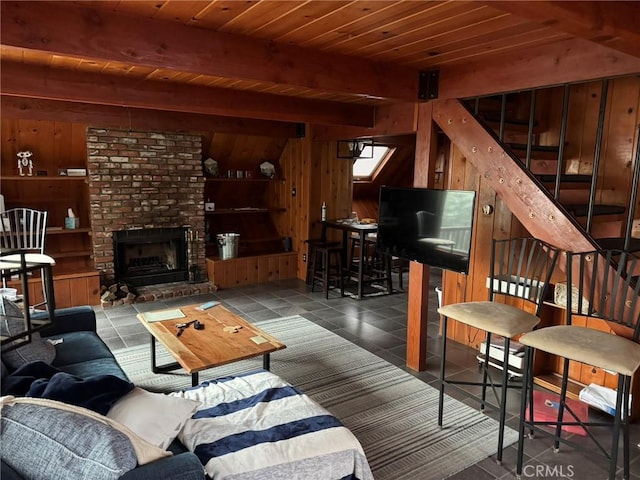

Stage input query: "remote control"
[{"left": 196, "top": 301, "right": 219, "bottom": 311}]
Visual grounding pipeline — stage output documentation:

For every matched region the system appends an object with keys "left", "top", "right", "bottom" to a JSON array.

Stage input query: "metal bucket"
[{"left": 217, "top": 233, "right": 240, "bottom": 260}]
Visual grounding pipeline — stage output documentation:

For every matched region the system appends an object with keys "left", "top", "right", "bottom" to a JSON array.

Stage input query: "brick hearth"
[{"left": 101, "top": 280, "right": 217, "bottom": 308}]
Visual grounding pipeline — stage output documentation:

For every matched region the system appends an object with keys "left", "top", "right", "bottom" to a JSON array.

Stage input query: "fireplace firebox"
[{"left": 113, "top": 227, "right": 188, "bottom": 287}]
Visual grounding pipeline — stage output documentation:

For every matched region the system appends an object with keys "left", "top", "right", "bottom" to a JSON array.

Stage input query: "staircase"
[{"left": 443, "top": 81, "right": 640, "bottom": 253}]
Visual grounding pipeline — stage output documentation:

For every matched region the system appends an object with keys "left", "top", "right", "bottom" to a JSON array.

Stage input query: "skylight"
[{"left": 353, "top": 145, "right": 392, "bottom": 180}]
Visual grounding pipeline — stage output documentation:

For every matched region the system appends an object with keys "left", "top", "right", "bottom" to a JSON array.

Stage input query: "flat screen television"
[{"left": 377, "top": 187, "right": 476, "bottom": 274}]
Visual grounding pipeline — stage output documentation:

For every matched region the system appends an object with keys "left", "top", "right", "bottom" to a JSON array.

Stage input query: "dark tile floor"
[{"left": 96, "top": 270, "right": 640, "bottom": 479}]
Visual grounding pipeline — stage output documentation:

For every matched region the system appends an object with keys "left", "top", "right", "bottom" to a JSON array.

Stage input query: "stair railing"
[
  {"left": 554, "top": 85, "right": 571, "bottom": 202},
  {"left": 466, "top": 77, "right": 639, "bottom": 249},
  {"left": 623, "top": 127, "right": 640, "bottom": 252},
  {"left": 586, "top": 79, "right": 610, "bottom": 233},
  {"left": 525, "top": 90, "right": 536, "bottom": 170}
]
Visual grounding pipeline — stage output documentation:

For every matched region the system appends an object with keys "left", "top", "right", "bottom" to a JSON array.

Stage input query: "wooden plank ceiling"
[{"left": 1, "top": 1, "right": 639, "bottom": 131}]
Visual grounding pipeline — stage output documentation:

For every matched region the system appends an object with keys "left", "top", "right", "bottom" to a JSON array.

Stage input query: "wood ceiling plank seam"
[
  {"left": 408, "top": 31, "right": 571, "bottom": 68},
  {"left": 144, "top": 68, "right": 167, "bottom": 81},
  {"left": 376, "top": 14, "right": 533, "bottom": 63},
  {"left": 228, "top": 0, "right": 320, "bottom": 37},
  {"left": 422, "top": 33, "right": 572, "bottom": 69},
  {"left": 309, "top": 1, "right": 475, "bottom": 51},
  {"left": 78, "top": 59, "right": 103, "bottom": 72},
  {"left": 51, "top": 55, "right": 82, "bottom": 70},
  {"left": 186, "top": 0, "right": 260, "bottom": 29},
  {"left": 274, "top": 0, "right": 396, "bottom": 45},
  {"left": 392, "top": 23, "right": 560, "bottom": 66},
  {"left": 126, "top": 65, "right": 157, "bottom": 77},
  {"left": 355, "top": 10, "right": 512, "bottom": 60},
  {"left": 214, "top": 0, "right": 280, "bottom": 32},
  {"left": 329, "top": 3, "right": 494, "bottom": 55},
  {"left": 179, "top": 75, "right": 386, "bottom": 105},
  {"left": 170, "top": 72, "right": 202, "bottom": 83},
  {"left": 151, "top": 1, "right": 215, "bottom": 23},
  {"left": 262, "top": 0, "right": 361, "bottom": 42},
  {"left": 84, "top": 0, "right": 163, "bottom": 18}
]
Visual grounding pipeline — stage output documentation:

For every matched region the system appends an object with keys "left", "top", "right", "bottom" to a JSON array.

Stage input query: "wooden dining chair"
[{"left": 0, "top": 208, "right": 56, "bottom": 311}]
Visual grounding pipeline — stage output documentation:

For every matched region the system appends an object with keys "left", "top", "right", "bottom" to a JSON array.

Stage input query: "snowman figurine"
[{"left": 17, "top": 150, "right": 33, "bottom": 176}]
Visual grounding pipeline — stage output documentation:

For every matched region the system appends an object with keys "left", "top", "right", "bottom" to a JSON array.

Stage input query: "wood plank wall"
[
  {"left": 202, "top": 132, "right": 288, "bottom": 175},
  {"left": 272, "top": 137, "right": 310, "bottom": 280},
  {"left": 537, "top": 77, "right": 640, "bottom": 238},
  {"left": 275, "top": 134, "right": 353, "bottom": 280},
  {"left": 1, "top": 119, "right": 89, "bottom": 224}
]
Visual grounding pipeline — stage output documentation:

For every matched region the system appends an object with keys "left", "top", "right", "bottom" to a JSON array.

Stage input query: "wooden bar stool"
[
  {"left": 304, "top": 238, "right": 340, "bottom": 284},
  {"left": 310, "top": 244, "right": 345, "bottom": 299},
  {"left": 347, "top": 233, "right": 376, "bottom": 276},
  {"left": 370, "top": 250, "right": 393, "bottom": 294}
]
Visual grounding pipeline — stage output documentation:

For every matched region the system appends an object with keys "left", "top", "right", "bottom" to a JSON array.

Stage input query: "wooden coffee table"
[{"left": 137, "top": 303, "right": 286, "bottom": 386}]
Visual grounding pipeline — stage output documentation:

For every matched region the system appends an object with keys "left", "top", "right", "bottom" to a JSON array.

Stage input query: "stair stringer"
[{"left": 432, "top": 98, "right": 595, "bottom": 253}]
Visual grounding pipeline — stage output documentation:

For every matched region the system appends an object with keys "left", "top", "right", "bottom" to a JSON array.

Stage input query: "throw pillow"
[
  {"left": 107, "top": 387, "right": 202, "bottom": 450},
  {"left": 0, "top": 395, "right": 171, "bottom": 478},
  {"left": 1, "top": 298, "right": 55, "bottom": 369}
]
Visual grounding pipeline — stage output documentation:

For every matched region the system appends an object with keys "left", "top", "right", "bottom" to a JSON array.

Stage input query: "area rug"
[{"left": 113, "top": 315, "right": 518, "bottom": 480}]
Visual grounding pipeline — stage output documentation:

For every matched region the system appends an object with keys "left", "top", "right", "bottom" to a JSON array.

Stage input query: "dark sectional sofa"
[{"left": 0, "top": 306, "right": 205, "bottom": 480}]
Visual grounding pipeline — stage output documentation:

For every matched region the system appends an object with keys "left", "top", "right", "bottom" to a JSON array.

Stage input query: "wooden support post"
[{"left": 406, "top": 102, "right": 438, "bottom": 371}]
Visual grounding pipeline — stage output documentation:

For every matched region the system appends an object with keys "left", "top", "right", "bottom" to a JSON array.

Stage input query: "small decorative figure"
[
  {"left": 17, "top": 151, "right": 34, "bottom": 176},
  {"left": 203, "top": 157, "right": 218, "bottom": 177},
  {"left": 259, "top": 161, "right": 275, "bottom": 179}
]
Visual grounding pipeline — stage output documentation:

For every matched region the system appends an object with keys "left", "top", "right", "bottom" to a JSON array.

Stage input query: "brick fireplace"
[{"left": 87, "top": 128, "right": 205, "bottom": 286}]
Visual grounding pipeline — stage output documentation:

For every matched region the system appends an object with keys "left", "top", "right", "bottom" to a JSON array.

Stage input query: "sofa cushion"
[
  {"left": 108, "top": 387, "right": 201, "bottom": 450},
  {"left": 2, "top": 361, "right": 134, "bottom": 416},
  {"left": 0, "top": 396, "right": 171, "bottom": 477},
  {"left": 46, "top": 330, "right": 129, "bottom": 380},
  {"left": 1, "top": 298, "right": 56, "bottom": 369},
  {"left": 49, "top": 331, "right": 117, "bottom": 367}
]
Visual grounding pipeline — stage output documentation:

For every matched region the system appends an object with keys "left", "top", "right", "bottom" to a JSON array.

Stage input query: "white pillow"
[{"left": 107, "top": 387, "right": 201, "bottom": 450}]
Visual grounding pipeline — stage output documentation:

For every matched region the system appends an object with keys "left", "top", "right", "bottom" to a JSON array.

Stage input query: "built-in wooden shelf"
[
  {"left": 204, "top": 177, "right": 284, "bottom": 182},
  {"left": 205, "top": 207, "right": 285, "bottom": 215},
  {"left": 47, "top": 227, "right": 92, "bottom": 235},
  {"left": 7, "top": 268, "right": 101, "bottom": 307},
  {"left": 533, "top": 373, "right": 584, "bottom": 401}
]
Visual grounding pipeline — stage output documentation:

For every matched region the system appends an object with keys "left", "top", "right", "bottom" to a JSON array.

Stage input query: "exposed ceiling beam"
[
  {"left": 490, "top": 1, "right": 640, "bottom": 58},
  {"left": 312, "top": 103, "right": 418, "bottom": 141},
  {"left": 439, "top": 37, "right": 640, "bottom": 100},
  {"left": 0, "top": 62, "right": 375, "bottom": 127},
  {"left": 0, "top": 96, "right": 298, "bottom": 137},
  {"left": 0, "top": 1, "right": 420, "bottom": 103}
]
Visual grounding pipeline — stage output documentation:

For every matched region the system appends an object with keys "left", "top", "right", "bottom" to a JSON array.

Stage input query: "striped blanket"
[{"left": 170, "top": 370, "right": 373, "bottom": 480}]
